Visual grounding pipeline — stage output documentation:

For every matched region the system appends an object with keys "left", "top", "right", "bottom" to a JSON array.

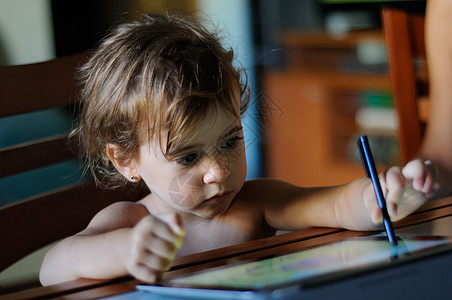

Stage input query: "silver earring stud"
[{"left": 130, "top": 175, "right": 136, "bottom": 181}]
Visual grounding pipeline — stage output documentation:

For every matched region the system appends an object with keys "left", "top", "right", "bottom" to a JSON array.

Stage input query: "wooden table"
[{"left": 2, "top": 197, "right": 452, "bottom": 300}]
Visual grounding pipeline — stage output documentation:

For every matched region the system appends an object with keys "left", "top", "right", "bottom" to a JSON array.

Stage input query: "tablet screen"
[{"left": 165, "top": 236, "right": 452, "bottom": 290}]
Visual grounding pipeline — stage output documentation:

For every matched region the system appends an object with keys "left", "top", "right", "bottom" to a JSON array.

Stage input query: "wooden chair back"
[
  {"left": 0, "top": 53, "right": 141, "bottom": 272},
  {"left": 382, "top": 7, "right": 428, "bottom": 164}
]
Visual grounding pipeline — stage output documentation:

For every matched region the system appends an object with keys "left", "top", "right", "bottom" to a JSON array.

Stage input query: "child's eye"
[
  {"left": 221, "top": 136, "right": 243, "bottom": 150},
  {"left": 176, "top": 152, "right": 200, "bottom": 166}
]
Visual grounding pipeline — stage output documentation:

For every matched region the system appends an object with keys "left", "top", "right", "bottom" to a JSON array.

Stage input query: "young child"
[{"left": 39, "top": 13, "right": 442, "bottom": 286}]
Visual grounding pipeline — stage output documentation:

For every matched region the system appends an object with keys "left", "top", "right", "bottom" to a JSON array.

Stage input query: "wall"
[{"left": 0, "top": 0, "right": 55, "bottom": 65}]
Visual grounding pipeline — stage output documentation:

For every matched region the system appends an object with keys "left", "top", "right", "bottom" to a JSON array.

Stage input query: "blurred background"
[{"left": 0, "top": 0, "right": 426, "bottom": 290}]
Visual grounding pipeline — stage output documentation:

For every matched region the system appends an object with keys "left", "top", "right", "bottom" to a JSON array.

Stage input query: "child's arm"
[
  {"left": 255, "top": 159, "right": 439, "bottom": 232},
  {"left": 39, "top": 202, "right": 185, "bottom": 286},
  {"left": 253, "top": 178, "right": 376, "bottom": 231}
]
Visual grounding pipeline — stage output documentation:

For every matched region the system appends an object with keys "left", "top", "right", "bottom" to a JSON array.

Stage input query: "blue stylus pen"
[{"left": 357, "top": 135, "right": 398, "bottom": 247}]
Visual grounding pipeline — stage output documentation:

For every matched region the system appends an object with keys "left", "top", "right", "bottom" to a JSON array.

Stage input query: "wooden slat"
[
  {"left": 54, "top": 279, "right": 139, "bottom": 300},
  {"left": 382, "top": 8, "right": 426, "bottom": 164},
  {"left": 0, "top": 134, "right": 76, "bottom": 179},
  {"left": 0, "top": 181, "right": 141, "bottom": 272},
  {"left": 409, "top": 14, "right": 426, "bottom": 57},
  {"left": 0, "top": 278, "right": 124, "bottom": 300},
  {"left": 0, "top": 52, "right": 87, "bottom": 118}
]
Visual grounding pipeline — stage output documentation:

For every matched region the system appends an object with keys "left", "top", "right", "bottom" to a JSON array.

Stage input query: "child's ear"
[{"left": 106, "top": 143, "right": 139, "bottom": 182}]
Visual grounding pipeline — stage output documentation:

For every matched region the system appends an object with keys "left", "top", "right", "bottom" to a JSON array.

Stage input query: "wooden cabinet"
[{"left": 261, "top": 31, "right": 393, "bottom": 187}]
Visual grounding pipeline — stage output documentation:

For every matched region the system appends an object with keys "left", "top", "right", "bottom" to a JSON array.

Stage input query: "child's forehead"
[
  {"left": 177, "top": 106, "right": 240, "bottom": 139},
  {"left": 147, "top": 106, "right": 242, "bottom": 153},
  {"left": 194, "top": 107, "right": 241, "bottom": 134}
]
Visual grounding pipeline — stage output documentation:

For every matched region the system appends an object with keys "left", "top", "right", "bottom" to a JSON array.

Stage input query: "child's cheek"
[{"left": 167, "top": 172, "right": 203, "bottom": 209}]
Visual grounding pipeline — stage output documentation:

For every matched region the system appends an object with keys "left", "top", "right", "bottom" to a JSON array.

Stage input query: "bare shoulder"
[{"left": 81, "top": 201, "right": 149, "bottom": 234}]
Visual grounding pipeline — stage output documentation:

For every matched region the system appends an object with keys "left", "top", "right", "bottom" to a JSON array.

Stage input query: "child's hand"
[
  {"left": 402, "top": 159, "right": 441, "bottom": 197},
  {"left": 366, "top": 159, "right": 439, "bottom": 224},
  {"left": 125, "top": 213, "right": 185, "bottom": 283}
]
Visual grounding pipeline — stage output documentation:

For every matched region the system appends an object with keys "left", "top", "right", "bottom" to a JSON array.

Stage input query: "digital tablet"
[{"left": 137, "top": 235, "right": 452, "bottom": 299}]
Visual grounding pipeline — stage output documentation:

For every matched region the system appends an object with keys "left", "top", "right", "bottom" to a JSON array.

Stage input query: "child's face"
[{"left": 135, "top": 107, "right": 247, "bottom": 218}]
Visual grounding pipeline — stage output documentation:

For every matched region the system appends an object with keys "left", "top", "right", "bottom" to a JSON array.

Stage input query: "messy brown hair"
[{"left": 72, "top": 13, "right": 250, "bottom": 189}]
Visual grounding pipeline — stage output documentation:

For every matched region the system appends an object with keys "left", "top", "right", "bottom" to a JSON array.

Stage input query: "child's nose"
[{"left": 202, "top": 155, "right": 231, "bottom": 184}]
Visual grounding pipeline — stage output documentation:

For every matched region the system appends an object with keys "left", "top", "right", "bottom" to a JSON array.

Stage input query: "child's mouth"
[{"left": 206, "top": 191, "right": 232, "bottom": 204}]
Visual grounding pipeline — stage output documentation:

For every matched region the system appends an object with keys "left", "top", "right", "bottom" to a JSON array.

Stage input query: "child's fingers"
[
  {"left": 362, "top": 159, "right": 434, "bottom": 225},
  {"left": 402, "top": 159, "right": 429, "bottom": 191},
  {"left": 144, "top": 234, "right": 179, "bottom": 260},
  {"left": 154, "top": 213, "right": 186, "bottom": 249},
  {"left": 136, "top": 248, "right": 173, "bottom": 271},
  {"left": 158, "top": 213, "right": 186, "bottom": 237},
  {"left": 132, "top": 214, "right": 184, "bottom": 260},
  {"left": 129, "top": 263, "right": 164, "bottom": 283},
  {"left": 128, "top": 241, "right": 172, "bottom": 272},
  {"left": 402, "top": 159, "right": 439, "bottom": 196},
  {"left": 366, "top": 167, "right": 405, "bottom": 224},
  {"left": 382, "top": 167, "right": 405, "bottom": 218},
  {"left": 421, "top": 160, "right": 440, "bottom": 195},
  {"left": 363, "top": 182, "right": 383, "bottom": 224},
  {"left": 369, "top": 207, "right": 382, "bottom": 224},
  {"left": 392, "top": 182, "right": 427, "bottom": 222},
  {"left": 402, "top": 159, "right": 426, "bottom": 190},
  {"left": 127, "top": 214, "right": 186, "bottom": 282},
  {"left": 139, "top": 214, "right": 185, "bottom": 244}
]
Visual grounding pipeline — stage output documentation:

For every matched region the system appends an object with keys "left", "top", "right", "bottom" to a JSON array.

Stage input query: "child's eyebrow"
[
  {"left": 220, "top": 125, "right": 243, "bottom": 139},
  {"left": 168, "top": 125, "right": 243, "bottom": 157},
  {"left": 167, "top": 143, "right": 201, "bottom": 157}
]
